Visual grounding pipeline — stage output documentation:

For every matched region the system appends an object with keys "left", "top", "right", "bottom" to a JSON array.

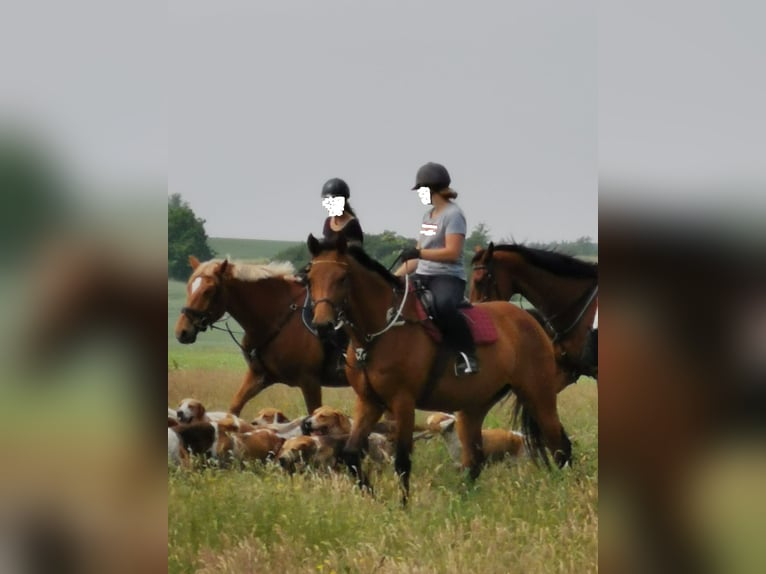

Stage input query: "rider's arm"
[{"left": 419, "top": 233, "right": 464, "bottom": 263}]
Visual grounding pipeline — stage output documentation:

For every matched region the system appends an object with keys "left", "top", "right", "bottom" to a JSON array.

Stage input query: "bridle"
[
  {"left": 471, "top": 258, "right": 502, "bottom": 303},
  {"left": 181, "top": 274, "right": 305, "bottom": 362},
  {"left": 308, "top": 258, "right": 411, "bottom": 358},
  {"left": 308, "top": 260, "right": 351, "bottom": 328}
]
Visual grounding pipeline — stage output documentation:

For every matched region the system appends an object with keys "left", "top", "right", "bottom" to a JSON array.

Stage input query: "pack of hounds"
[{"left": 168, "top": 399, "right": 528, "bottom": 473}]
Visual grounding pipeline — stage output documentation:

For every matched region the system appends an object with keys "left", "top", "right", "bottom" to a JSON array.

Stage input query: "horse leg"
[
  {"left": 455, "top": 410, "right": 486, "bottom": 481},
  {"left": 343, "top": 396, "right": 384, "bottom": 493},
  {"left": 523, "top": 393, "right": 572, "bottom": 468},
  {"left": 228, "top": 368, "right": 266, "bottom": 416},
  {"left": 390, "top": 394, "right": 416, "bottom": 507},
  {"left": 300, "top": 379, "right": 322, "bottom": 415}
]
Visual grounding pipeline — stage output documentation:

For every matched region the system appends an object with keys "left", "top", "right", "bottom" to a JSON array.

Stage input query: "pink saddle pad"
[
  {"left": 460, "top": 306, "right": 498, "bottom": 345},
  {"left": 413, "top": 299, "right": 498, "bottom": 345}
]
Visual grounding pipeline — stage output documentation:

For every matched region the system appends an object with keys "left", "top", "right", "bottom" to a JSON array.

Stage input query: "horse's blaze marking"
[{"left": 191, "top": 277, "right": 202, "bottom": 294}]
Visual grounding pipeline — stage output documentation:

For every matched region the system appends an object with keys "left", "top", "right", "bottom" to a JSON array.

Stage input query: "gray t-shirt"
[{"left": 416, "top": 202, "right": 467, "bottom": 279}]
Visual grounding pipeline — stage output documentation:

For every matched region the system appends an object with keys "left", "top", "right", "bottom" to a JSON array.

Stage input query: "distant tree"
[
  {"left": 499, "top": 234, "right": 598, "bottom": 258},
  {"left": 363, "top": 230, "right": 415, "bottom": 268},
  {"left": 464, "top": 222, "right": 492, "bottom": 254},
  {"left": 168, "top": 194, "right": 214, "bottom": 280},
  {"left": 272, "top": 243, "right": 311, "bottom": 269},
  {"left": 272, "top": 230, "right": 416, "bottom": 270}
]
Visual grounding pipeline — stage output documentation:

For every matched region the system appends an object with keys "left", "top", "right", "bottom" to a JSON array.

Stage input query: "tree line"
[{"left": 168, "top": 194, "right": 596, "bottom": 280}]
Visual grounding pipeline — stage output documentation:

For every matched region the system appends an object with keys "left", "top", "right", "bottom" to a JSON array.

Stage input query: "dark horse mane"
[
  {"left": 472, "top": 243, "right": 597, "bottom": 280},
  {"left": 314, "top": 239, "right": 401, "bottom": 288}
]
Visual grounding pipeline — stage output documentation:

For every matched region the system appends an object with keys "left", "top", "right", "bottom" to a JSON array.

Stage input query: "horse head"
[
  {"left": 306, "top": 233, "right": 350, "bottom": 339},
  {"left": 469, "top": 241, "right": 500, "bottom": 302},
  {"left": 175, "top": 256, "right": 230, "bottom": 343}
]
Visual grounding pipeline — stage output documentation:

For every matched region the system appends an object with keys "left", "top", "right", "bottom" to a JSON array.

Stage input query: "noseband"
[
  {"left": 308, "top": 260, "right": 349, "bottom": 327},
  {"left": 180, "top": 305, "right": 214, "bottom": 333}
]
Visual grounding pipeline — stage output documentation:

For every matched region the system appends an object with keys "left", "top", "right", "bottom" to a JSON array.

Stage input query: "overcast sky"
[{"left": 169, "top": 1, "right": 596, "bottom": 243}]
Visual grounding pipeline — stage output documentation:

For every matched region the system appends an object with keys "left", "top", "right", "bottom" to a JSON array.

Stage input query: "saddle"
[{"left": 412, "top": 281, "right": 498, "bottom": 345}]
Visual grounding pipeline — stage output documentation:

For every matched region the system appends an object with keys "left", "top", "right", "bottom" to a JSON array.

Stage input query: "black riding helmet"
[
  {"left": 412, "top": 162, "right": 451, "bottom": 191},
  {"left": 321, "top": 178, "right": 350, "bottom": 198}
]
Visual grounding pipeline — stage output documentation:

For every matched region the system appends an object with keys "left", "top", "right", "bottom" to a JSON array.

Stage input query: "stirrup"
[{"left": 455, "top": 352, "right": 479, "bottom": 376}]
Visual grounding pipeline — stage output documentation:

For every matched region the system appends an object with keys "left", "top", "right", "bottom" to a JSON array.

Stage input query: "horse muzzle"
[{"left": 176, "top": 327, "right": 198, "bottom": 344}]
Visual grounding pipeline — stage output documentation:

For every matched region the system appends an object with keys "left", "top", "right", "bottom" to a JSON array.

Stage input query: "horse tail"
[{"left": 512, "top": 397, "right": 551, "bottom": 468}]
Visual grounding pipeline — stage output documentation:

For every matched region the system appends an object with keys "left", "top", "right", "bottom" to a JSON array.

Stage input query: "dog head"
[
  {"left": 176, "top": 398, "right": 206, "bottom": 423},
  {"left": 277, "top": 436, "right": 319, "bottom": 473},
  {"left": 301, "top": 406, "right": 351, "bottom": 436}
]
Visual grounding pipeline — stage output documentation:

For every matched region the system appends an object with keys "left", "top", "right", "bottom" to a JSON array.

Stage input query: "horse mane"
[
  {"left": 314, "top": 239, "right": 400, "bottom": 288},
  {"left": 347, "top": 245, "right": 401, "bottom": 288},
  {"left": 195, "top": 259, "right": 296, "bottom": 282},
  {"left": 473, "top": 244, "right": 597, "bottom": 279}
]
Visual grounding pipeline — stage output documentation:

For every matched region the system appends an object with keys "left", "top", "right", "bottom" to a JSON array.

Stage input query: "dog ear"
[
  {"left": 337, "top": 412, "right": 351, "bottom": 434},
  {"left": 276, "top": 411, "right": 288, "bottom": 424},
  {"left": 307, "top": 234, "right": 320, "bottom": 256}
]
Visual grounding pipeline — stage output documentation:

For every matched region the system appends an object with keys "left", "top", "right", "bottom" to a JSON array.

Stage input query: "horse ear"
[
  {"left": 487, "top": 242, "right": 495, "bottom": 259},
  {"left": 473, "top": 244, "right": 483, "bottom": 254},
  {"left": 336, "top": 233, "right": 347, "bottom": 254},
  {"left": 189, "top": 255, "right": 200, "bottom": 270},
  {"left": 218, "top": 259, "right": 229, "bottom": 277},
  {"left": 307, "top": 234, "right": 320, "bottom": 256}
]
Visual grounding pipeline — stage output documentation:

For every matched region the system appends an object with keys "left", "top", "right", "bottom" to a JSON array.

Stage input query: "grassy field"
[{"left": 168, "top": 279, "right": 598, "bottom": 573}]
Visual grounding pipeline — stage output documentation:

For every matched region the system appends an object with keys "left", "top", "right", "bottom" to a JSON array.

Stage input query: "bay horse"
[
  {"left": 174, "top": 256, "right": 348, "bottom": 416},
  {"left": 470, "top": 242, "right": 598, "bottom": 383},
  {"left": 306, "top": 234, "right": 571, "bottom": 506}
]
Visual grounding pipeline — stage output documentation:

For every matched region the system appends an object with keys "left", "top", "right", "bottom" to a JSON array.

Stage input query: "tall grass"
[
  {"left": 169, "top": 275, "right": 597, "bottom": 573},
  {"left": 168, "top": 357, "right": 598, "bottom": 574}
]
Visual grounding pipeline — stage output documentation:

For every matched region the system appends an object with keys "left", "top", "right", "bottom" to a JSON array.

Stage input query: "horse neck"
[
  {"left": 222, "top": 276, "right": 298, "bottom": 330},
  {"left": 345, "top": 262, "right": 399, "bottom": 339},
  {"left": 497, "top": 254, "right": 594, "bottom": 317}
]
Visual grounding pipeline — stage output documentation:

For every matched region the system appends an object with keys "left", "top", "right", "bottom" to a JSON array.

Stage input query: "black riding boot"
[{"left": 440, "top": 311, "right": 479, "bottom": 377}]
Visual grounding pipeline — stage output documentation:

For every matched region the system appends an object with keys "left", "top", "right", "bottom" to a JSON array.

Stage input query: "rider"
[
  {"left": 317, "top": 177, "right": 363, "bottom": 374},
  {"left": 320, "top": 178, "right": 364, "bottom": 245},
  {"left": 394, "top": 162, "right": 479, "bottom": 376}
]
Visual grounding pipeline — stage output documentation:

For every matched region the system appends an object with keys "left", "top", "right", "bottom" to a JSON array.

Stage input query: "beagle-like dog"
[
  {"left": 421, "top": 412, "right": 527, "bottom": 465},
  {"left": 250, "top": 408, "right": 290, "bottom": 426},
  {"left": 176, "top": 398, "right": 255, "bottom": 432},
  {"left": 300, "top": 406, "right": 351, "bottom": 436},
  {"left": 277, "top": 435, "right": 345, "bottom": 474}
]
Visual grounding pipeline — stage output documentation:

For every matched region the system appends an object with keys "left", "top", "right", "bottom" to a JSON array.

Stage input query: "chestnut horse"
[
  {"left": 470, "top": 243, "right": 598, "bottom": 382},
  {"left": 174, "top": 256, "right": 347, "bottom": 416},
  {"left": 306, "top": 235, "right": 571, "bottom": 506}
]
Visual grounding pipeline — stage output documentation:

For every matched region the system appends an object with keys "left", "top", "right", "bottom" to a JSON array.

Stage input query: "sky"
[{"left": 169, "top": 2, "right": 596, "bottom": 243}]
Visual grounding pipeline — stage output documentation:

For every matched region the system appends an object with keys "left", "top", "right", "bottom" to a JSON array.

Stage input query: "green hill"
[{"left": 209, "top": 237, "right": 300, "bottom": 261}]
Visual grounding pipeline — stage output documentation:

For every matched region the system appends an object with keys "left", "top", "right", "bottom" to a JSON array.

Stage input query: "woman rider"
[{"left": 394, "top": 162, "right": 478, "bottom": 376}]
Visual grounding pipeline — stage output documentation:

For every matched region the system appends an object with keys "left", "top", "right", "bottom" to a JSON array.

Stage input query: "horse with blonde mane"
[{"left": 174, "top": 256, "right": 348, "bottom": 416}]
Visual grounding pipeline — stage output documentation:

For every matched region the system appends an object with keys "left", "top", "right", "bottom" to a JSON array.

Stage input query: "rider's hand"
[{"left": 400, "top": 247, "right": 420, "bottom": 262}]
